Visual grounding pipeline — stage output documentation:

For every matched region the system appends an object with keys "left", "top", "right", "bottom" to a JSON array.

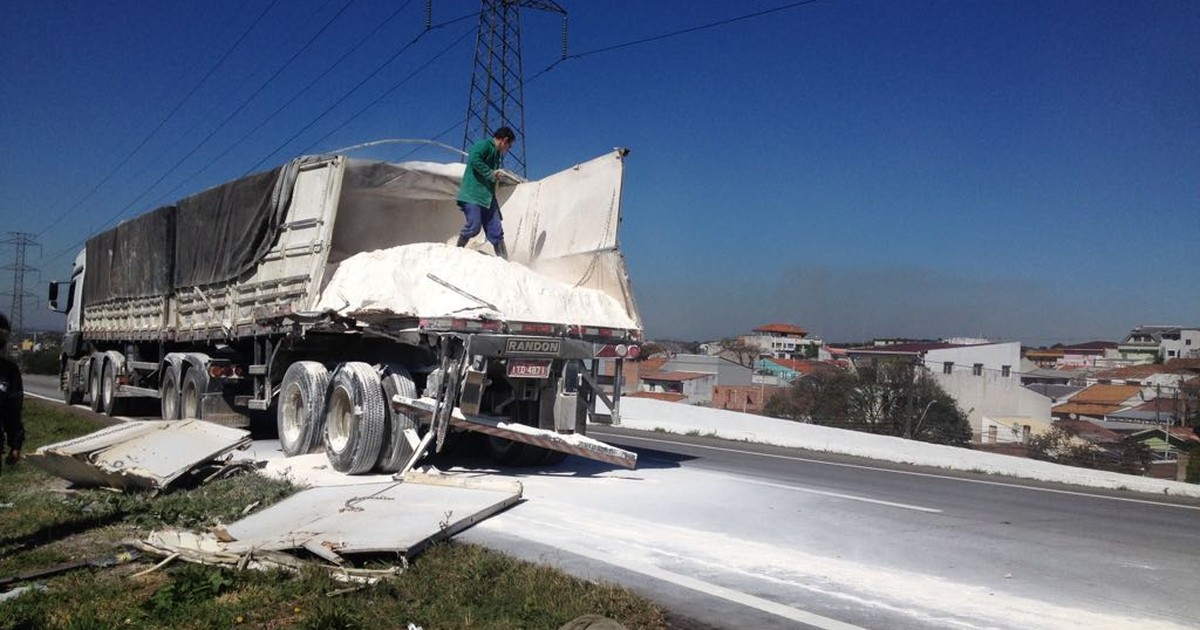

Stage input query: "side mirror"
[{"left": 47, "top": 282, "right": 64, "bottom": 313}]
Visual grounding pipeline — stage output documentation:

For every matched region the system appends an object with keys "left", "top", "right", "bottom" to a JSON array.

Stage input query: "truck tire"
[
  {"left": 374, "top": 364, "right": 419, "bottom": 473},
  {"left": 101, "top": 360, "right": 126, "bottom": 417},
  {"left": 277, "top": 361, "right": 329, "bottom": 456},
  {"left": 484, "top": 437, "right": 559, "bottom": 467},
  {"left": 483, "top": 400, "right": 569, "bottom": 467},
  {"left": 88, "top": 358, "right": 103, "bottom": 412},
  {"left": 324, "top": 362, "right": 386, "bottom": 474},
  {"left": 181, "top": 368, "right": 208, "bottom": 420},
  {"left": 62, "top": 365, "right": 83, "bottom": 405},
  {"left": 160, "top": 365, "right": 182, "bottom": 420}
]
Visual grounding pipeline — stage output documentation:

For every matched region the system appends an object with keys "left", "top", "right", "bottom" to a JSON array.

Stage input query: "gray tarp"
[
  {"left": 83, "top": 205, "right": 175, "bottom": 306},
  {"left": 82, "top": 159, "right": 306, "bottom": 306},
  {"left": 173, "top": 160, "right": 304, "bottom": 289}
]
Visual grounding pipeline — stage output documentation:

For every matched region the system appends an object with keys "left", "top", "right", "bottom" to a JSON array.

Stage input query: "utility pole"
[
  {"left": 462, "top": 0, "right": 567, "bottom": 177},
  {"left": 2, "top": 231, "right": 39, "bottom": 340}
]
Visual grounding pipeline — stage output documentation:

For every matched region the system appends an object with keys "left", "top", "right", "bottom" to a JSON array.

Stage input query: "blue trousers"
[{"left": 458, "top": 200, "right": 504, "bottom": 244}]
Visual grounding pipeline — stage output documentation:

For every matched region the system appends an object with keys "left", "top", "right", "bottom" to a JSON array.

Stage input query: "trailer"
[{"left": 48, "top": 148, "right": 642, "bottom": 473}]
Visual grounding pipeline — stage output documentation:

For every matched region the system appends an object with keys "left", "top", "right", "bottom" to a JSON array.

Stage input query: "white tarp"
[{"left": 319, "top": 150, "right": 641, "bottom": 330}]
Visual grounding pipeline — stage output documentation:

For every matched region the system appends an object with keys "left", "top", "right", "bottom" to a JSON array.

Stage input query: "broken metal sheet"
[
  {"left": 29, "top": 420, "right": 252, "bottom": 490},
  {"left": 220, "top": 470, "right": 522, "bottom": 560},
  {"left": 395, "top": 395, "right": 639, "bottom": 469}
]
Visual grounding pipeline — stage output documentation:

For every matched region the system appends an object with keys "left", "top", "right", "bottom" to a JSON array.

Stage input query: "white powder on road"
[{"left": 316, "top": 243, "right": 637, "bottom": 329}]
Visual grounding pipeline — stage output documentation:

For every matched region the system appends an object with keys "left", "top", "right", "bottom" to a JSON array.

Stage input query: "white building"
[
  {"left": 1119, "top": 325, "right": 1200, "bottom": 362},
  {"left": 742, "top": 323, "right": 823, "bottom": 359},
  {"left": 847, "top": 341, "right": 1053, "bottom": 442}
]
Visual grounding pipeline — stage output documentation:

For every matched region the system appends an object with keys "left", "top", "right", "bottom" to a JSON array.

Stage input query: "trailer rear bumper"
[{"left": 392, "top": 396, "right": 637, "bottom": 469}]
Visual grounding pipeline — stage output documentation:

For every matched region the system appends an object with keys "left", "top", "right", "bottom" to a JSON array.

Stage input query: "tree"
[
  {"left": 762, "top": 361, "right": 972, "bottom": 447},
  {"left": 718, "top": 337, "right": 759, "bottom": 368},
  {"left": 1027, "top": 425, "right": 1152, "bottom": 475}
]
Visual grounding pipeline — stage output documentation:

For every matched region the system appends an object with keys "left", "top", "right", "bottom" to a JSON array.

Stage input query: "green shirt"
[{"left": 457, "top": 138, "right": 501, "bottom": 207}]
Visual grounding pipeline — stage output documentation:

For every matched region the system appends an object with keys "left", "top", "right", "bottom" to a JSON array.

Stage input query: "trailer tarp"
[
  {"left": 173, "top": 160, "right": 302, "bottom": 288},
  {"left": 82, "top": 205, "right": 175, "bottom": 306}
]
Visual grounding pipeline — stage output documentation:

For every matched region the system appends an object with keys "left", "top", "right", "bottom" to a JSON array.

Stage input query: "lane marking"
[
  {"left": 516, "top": 530, "right": 867, "bottom": 630},
  {"left": 733, "top": 476, "right": 942, "bottom": 513},
  {"left": 25, "top": 392, "right": 134, "bottom": 422},
  {"left": 593, "top": 431, "right": 1200, "bottom": 511}
]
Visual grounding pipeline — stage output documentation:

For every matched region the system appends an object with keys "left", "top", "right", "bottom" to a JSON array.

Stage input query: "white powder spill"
[
  {"left": 478, "top": 466, "right": 1194, "bottom": 630},
  {"left": 316, "top": 243, "right": 637, "bottom": 329}
]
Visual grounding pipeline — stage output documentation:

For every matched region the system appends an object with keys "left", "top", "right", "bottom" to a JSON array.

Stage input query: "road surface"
[{"left": 23, "top": 374, "right": 1200, "bottom": 629}]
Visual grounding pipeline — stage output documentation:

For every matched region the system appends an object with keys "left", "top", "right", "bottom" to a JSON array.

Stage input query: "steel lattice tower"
[
  {"left": 2, "top": 232, "right": 39, "bottom": 337},
  {"left": 462, "top": 0, "right": 566, "bottom": 177}
]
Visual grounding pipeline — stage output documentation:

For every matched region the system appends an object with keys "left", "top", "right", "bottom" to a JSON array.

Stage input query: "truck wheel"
[
  {"left": 62, "top": 365, "right": 83, "bottom": 405},
  {"left": 374, "top": 364, "right": 419, "bottom": 473},
  {"left": 484, "top": 437, "right": 558, "bottom": 467},
  {"left": 88, "top": 359, "right": 103, "bottom": 412},
  {"left": 102, "top": 360, "right": 126, "bottom": 417},
  {"left": 181, "top": 368, "right": 208, "bottom": 420},
  {"left": 277, "top": 361, "right": 329, "bottom": 456},
  {"left": 160, "top": 365, "right": 182, "bottom": 420},
  {"left": 324, "top": 362, "right": 385, "bottom": 474}
]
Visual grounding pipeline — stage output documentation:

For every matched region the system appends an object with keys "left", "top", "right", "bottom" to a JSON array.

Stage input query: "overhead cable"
[{"left": 35, "top": 0, "right": 281, "bottom": 238}]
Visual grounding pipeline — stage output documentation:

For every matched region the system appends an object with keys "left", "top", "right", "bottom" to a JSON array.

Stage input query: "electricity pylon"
[
  {"left": 462, "top": 0, "right": 567, "bottom": 177},
  {"left": 2, "top": 232, "right": 39, "bottom": 337}
]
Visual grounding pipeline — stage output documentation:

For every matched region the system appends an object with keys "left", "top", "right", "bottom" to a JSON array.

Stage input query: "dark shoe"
[
  {"left": 455, "top": 235, "right": 469, "bottom": 247},
  {"left": 5, "top": 450, "right": 19, "bottom": 465},
  {"left": 493, "top": 240, "right": 508, "bottom": 260}
]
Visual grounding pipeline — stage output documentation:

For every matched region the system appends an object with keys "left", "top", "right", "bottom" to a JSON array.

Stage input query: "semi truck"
[{"left": 48, "top": 148, "right": 642, "bottom": 474}]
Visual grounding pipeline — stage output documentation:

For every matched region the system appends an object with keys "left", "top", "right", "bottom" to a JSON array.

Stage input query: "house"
[
  {"left": 639, "top": 371, "right": 717, "bottom": 405},
  {"left": 1024, "top": 342, "right": 1119, "bottom": 370},
  {"left": 981, "top": 415, "right": 1054, "bottom": 446},
  {"left": 846, "top": 341, "right": 1051, "bottom": 442},
  {"left": 742, "top": 323, "right": 823, "bottom": 359},
  {"left": 1118, "top": 325, "right": 1200, "bottom": 363},
  {"left": 711, "top": 384, "right": 786, "bottom": 413},
  {"left": 659, "top": 354, "right": 754, "bottom": 387},
  {"left": 753, "top": 357, "right": 835, "bottom": 386},
  {"left": 1127, "top": 426, "right": 1200, "bottom": 461},
  {"left": 1051, "top": 384, "right": 1141, "bottom": 422}
]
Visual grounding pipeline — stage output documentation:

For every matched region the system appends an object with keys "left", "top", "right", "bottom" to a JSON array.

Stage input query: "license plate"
[{"left": 507, "top": 359, "right": 552, "bottom": 379}]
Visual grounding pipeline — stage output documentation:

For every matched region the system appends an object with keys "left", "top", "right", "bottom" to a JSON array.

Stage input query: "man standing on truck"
[
  {"left": 0, "top": 313, "right": 24, "bottom": 471},
  {"left": 455, "top": 126, "right": 516, "bottom": 260}
]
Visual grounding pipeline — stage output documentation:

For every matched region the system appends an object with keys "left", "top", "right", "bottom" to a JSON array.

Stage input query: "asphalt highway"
[{"left": 22, "top": 374, "right": 1200, "bottom": 629}]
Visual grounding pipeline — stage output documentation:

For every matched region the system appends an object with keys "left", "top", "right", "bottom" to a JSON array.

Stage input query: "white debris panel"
[
  {"left": 139, "top": 470, "right": 521, "bottom": 574},
  {"left": 316, "top": 243, "right": 638, "bottom": 329},
  {"left": 28, "top": 420, "right": 251, "bottom": 490}
]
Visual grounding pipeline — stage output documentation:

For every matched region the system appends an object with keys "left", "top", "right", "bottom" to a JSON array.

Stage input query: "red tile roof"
[
  {"left": 641, "top": 371, "right": 712, "bottom": 382},
  {"left": 764, "top": 358, "right": 836, "bottom": 376},
  {"left": 1069, "top": 384, "right": 1141, "bottom": 405},
  {"left": 1054, "top": 419, "right": 1124, "bottom": 444},
  {"left": 753, "top": 323, "right": 808, "bottom": 336},
  {"left": 1094, "top": 364, "right": 1185, "bottom": 379},
  {"left": 848, "top": 342, "right": 967, "bottom": 354},
  {"left": 1052, "top": 402, "right": 1123, "bottom": 417},
  {"left": 627, "top": 392, "right": 687, "bottom": 402}
]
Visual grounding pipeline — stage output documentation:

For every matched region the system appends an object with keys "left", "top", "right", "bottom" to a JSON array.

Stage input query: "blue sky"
[{"left": 2, "top": 0, "right": 1196, "bottom": 344}]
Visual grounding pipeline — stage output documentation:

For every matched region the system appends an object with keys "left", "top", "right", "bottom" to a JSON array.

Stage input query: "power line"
[
  {"left": 297, "top": 19, "right": 477, "bottom": 157},
  {"left": 39, "top": 1, "right": 416, "bottom": 271},
  {"left": 78, "top": 0, "right": 357, "bottom": 241},
  {"left": 35, "top": 0, "right": 281, "bottom": 239},
  {"left": 527, "top": 0, "right": 822, "bottom": 84},
  {"left": 154, "top": 0, "right": 422, "bottom": 196},
  {"left": 246, "top": 10, "right": 477, "bottom": 173}
]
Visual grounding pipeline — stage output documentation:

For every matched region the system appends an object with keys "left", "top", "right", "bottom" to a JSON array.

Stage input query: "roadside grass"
[{"left": 1, "top": 401, "right": 677, "bottom": 629}]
